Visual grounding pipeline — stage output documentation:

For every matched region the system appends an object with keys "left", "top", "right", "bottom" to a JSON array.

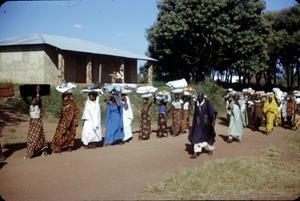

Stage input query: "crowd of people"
[
  {"left": 1, "top": 82, "right": 299, "bottom": 161},
  {"left": 223, "top": 87, "right": 300, "bottom": 144}
]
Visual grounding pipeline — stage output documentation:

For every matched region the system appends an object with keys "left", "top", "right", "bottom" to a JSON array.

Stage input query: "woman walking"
[
  {"left": 263, "top": 93, "right": 280, "bottom": 135},
  {"left": 51, "top": 93, "right": 79, "bottom": 153},
  {"left": 139, "top": 97, "right": 153, "bottom": 140},
  {"left": 171, "top": 93, "right": 183, "bottom": 136},
  {"left": 181, "top": 96, "right": 191, "bottom": 133},
  {"left": 103, "top": 94, "right": 124, "bottom": 146},
  {"left": 25, "top": 85, "right": 48, "bottom": 159},
  {"left": 81, "top": 92, "right": 102, "bottom": 149},
  {"left": 121, "top": 94, "right": 133, "bottom": 142},
  {"left": 253, "top": 93, "right": 264, "bottom": 131},
  {"left": 227, "top": 93, "right": 244, "bottom": 143}
]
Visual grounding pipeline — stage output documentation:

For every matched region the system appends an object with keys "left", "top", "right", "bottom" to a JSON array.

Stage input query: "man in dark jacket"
[{"left": 188, "top": 91, "right": 217, "bottom": 159}]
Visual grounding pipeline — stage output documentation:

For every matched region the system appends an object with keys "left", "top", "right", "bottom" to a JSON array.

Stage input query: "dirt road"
[{"left": 0, "top": 109, "right": 295, "bottom": 200}]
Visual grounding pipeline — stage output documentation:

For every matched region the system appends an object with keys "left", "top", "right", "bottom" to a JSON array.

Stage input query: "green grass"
[{"left": 139, "top": 131, "right": 300, "bottom": 200}]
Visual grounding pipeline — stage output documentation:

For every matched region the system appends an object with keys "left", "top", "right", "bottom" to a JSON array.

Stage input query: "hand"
[{"left": 36, "top": 85, "right": 40, "bottom": 93}]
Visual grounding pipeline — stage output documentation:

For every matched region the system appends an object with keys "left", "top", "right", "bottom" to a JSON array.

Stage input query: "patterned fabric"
[
  {"left": 157, "top": 113, "right": 167, "bottom": 137},
  {"left": 286, "top": 99, "right": 296, "bottom": 117},
  {"left": 26, "top": 118, "right": 47, "bottom": 158},
  {"left": 51, "top": 95, "right": 79, "bottom": 153},
  {"left": 172, "top": 109, "right": 182, "bottom": 136},
  {"left": 181, "top": 110, "right": 190, "bottom": 132},
  {"left": 286, "top": 99, "right": 297, "bottom": 128},
  {"left": 139, "top": 101, "right": 152, "bottom": 140},
  {"left": 254, "top": 100, "right": 263, "bottom": 128}
]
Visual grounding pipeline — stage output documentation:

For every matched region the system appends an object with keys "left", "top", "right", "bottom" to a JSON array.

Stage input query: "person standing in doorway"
[
  {"left": 116, "top": 65, "right": 125, "bottom": 83},
  {"left": 109, "top": 71, "right": 117, "bottom": 83}
]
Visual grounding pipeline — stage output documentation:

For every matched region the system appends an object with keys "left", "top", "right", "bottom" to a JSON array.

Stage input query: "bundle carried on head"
[
  {"left": 155, "top": 90, "right": 171, "bottom": 102},
  {"left": 166, "top": 78, "right": 187, "bottom": 94},
  {"left": 183, "top": 87, "right": 196, "bottom": 96},
  {"left": 272, "top": 87, "right": 287, "bottom": 102},
  {"left": 111, "top": 83, "right": 137, "bottom": 94},
  {"left": 293, "top": 90, "right": 300, "bottom": 104},
  {"left": 56, "top": 82, "right": 77, "bottom": 94},
  {"left": 136, "top": 85, "right": 158, "bottom": 98},
  {"left": 81, "top": 85, "right": 103, "bottom": 94}
]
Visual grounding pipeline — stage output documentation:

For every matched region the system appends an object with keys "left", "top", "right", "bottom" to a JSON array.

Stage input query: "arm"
[{"left": 36, "top": 85, "right": 40, "bottom": 102}]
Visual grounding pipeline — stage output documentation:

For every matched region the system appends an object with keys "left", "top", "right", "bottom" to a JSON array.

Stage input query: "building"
[{"left": 0, "top": 34, "right": 156, "bottom": 84}]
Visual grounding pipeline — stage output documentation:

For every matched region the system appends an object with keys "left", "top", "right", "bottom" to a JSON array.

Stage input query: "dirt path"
[{"left": 0, "top": 109, "right": 296, "bottom": 201}]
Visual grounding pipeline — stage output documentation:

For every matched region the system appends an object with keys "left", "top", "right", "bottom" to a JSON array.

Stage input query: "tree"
[
  {"left": 263, "top": 5, "right": 300, "bottom": 89},
  {"left": 147, "top": 0, "right": 269, "bottom": 83}
]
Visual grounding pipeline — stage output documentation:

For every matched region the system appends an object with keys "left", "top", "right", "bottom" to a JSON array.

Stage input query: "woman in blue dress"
[{"left": 104, "top": 94, "right": 124, "bottom": 146}]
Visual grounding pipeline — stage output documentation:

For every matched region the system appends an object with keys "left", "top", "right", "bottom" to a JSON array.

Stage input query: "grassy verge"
[{"left": 139, "top": 131, "right": 300, "bottom": 200}]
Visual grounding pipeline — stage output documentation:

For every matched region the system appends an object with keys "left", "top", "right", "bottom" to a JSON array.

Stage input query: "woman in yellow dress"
[{"left": 263, "top": 93, "right": 280, "bottom": 135}]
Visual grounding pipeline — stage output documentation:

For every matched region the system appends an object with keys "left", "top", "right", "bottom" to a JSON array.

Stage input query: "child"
[{"left": 156, "top": 99, "right": 168, "bottom": 138}]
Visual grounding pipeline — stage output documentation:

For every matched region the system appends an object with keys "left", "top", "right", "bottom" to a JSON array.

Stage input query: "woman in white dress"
[
  {"left": 121, "top": 94, "right": 133, "bottom": 142},
  {"left": 81, "top": 92, "right": 102, "bottom": 149},
  {"left": 227, "top": 93, "right": 244, "bottom": 143}
]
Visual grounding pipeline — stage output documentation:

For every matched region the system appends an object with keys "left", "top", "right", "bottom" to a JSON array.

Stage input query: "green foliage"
[
  {"left": 147, "top": 0, "right": 269, "bottom": 83},
  {"left": 263, "top": 5, "right": 300, "bottom": 89}
]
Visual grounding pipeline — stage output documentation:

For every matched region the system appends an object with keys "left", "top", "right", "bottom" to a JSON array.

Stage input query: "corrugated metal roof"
[{"left": 0, "top": 33, "right": 157, "bottom": 61}]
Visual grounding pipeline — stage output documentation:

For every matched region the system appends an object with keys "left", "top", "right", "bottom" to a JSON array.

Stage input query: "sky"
[{"left": 0, "top": 0, "right": 298, "bottom": 62}]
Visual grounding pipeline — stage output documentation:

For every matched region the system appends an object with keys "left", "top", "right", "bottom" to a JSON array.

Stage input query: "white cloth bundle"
[
  {"left": 155, "top": 93, "right": 172, "bottom": 102},
  {"left": 56, "top": 82, "right": 77, "bottom": 94},
  {"left": 166, "top": 78, "right": 187, "bottom": 89},
  {"left": 140, "top": 93, "right": 153, "bottom": 98},
  {"left": 273, "top": 88, "right": 285, "bottom": 101},
  {"left": 136, "top": 86, "right": 158, "bottom": 94},
  {"left": 136, "top": 86, "right": 157, "bottom": 98},
  {"left": 103, "top": 84, "right": 123, "bottom": 94},
  {"left": 112, "top": 83, "right": 137, "bottom": 94}
]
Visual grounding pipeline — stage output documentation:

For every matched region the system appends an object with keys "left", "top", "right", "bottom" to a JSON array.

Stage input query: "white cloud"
[{"left": 73, "top": 24, "right": 83, "bottom": 29}]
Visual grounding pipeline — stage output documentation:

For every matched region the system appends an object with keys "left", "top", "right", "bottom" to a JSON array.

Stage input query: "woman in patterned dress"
[
  {"left": 51, "top": 93, "right": 79, "bottom": 153},
  {"left": 286, "top": 96, "right": 297, "bottom": 129},
  {"left": 25, "top": 85, "right": 48, "bottom": 159},
  {"left": 139, "top": 97, "right": 153, "bottom": 140},
  {"left": 171, "top": 93, "right": 183, "bottom": 136},
  {"left": 181, "top": 96, "right": 191, "bottom": 133},
  {"left": 253, "top": 93, "right": 263, "bottom": 131},
  {"left": 156, "top": 99, "right": 168, "bottom": 138}
]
